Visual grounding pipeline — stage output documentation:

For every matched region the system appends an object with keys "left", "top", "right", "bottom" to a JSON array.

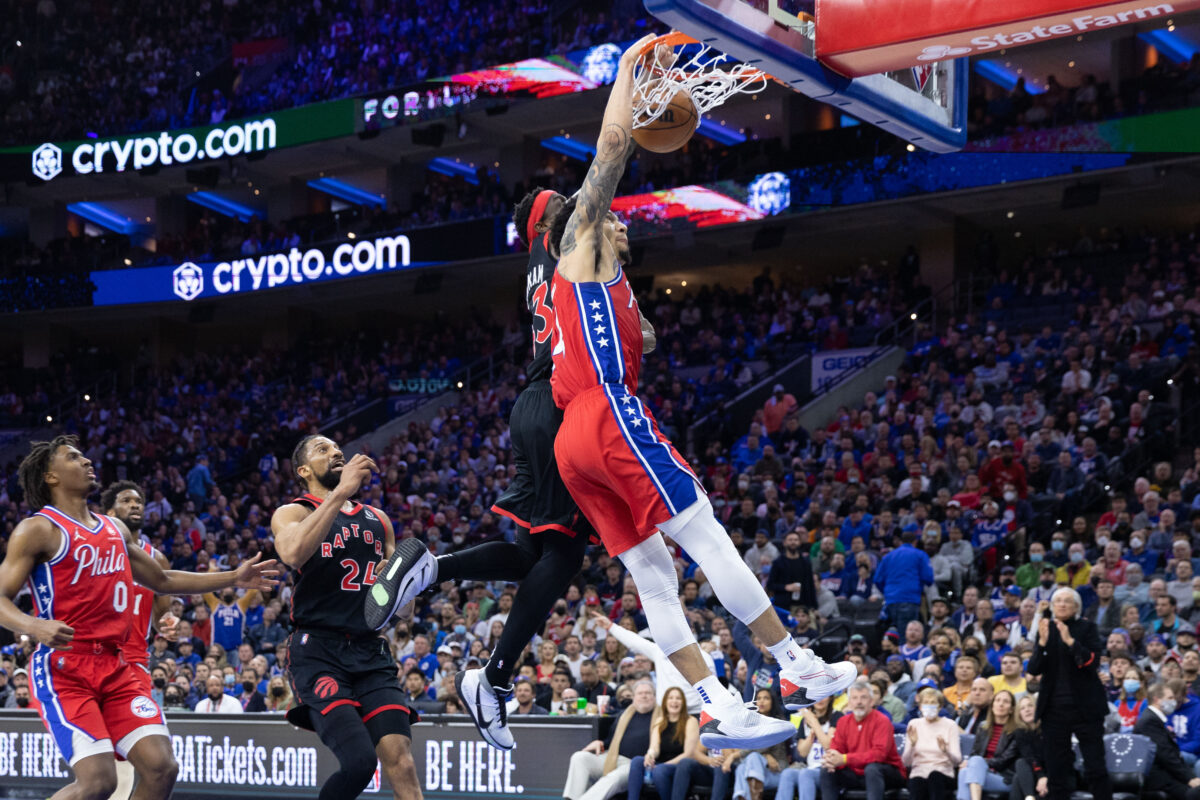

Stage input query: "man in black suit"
[
  {"left": 1135, "top": 681, "right": 1200, "bottom": 800},
  {"left": 1027, "top": 587, "right": 1113, "bottom": 800}
]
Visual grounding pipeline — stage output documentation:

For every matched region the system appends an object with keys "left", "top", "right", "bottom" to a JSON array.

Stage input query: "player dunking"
[
  {"left": 271, "top": 435, "right": 421, "bottom": 800},
  {"left": 365, "top": 185, "right": 656, "bottom": 751},
  {"left": 547, "top": 36, "right": 856, "bottom": 747},
  {"left": 102, "top": 480, "right": 178, "bottom": 800},
  {"left": 0, "top": 436, "right": 279, "bottom": 800}
]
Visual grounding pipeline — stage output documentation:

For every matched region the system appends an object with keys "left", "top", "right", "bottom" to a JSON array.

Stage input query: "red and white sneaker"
[
  {"left": 697, "top": 702, "right": 796, "bottom": 750},
  {"left": 780, "top": 656, "right": 858, "bottom": 710}
]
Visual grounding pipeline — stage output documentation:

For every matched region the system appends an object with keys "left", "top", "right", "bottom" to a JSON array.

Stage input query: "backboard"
[{"left": 643, "top": 0, "right": 968, "bottom": 152}]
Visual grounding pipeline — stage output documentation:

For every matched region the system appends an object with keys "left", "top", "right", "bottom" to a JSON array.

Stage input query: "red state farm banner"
[{"left": 815, "top": 0, "right": 1200, "bottom": 77}]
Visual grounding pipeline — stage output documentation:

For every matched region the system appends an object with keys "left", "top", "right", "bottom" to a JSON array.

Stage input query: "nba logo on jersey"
[
  {"left": 301, "top": 633, "right": 309, "bottom": 645},
  {"left": 364, "top": 762, "right": 383, "bottom": 793}
]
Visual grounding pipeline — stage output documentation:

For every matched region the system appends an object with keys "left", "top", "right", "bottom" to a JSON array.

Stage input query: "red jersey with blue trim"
[
  {"left": 28, "top": 507, "right": 133, "bottom": 644},
  {"left": 123, "top": 541, "right": 158, "bottom": 666},
  {"left": 550, "top": 265, "right": 644, "bottom": 409}
]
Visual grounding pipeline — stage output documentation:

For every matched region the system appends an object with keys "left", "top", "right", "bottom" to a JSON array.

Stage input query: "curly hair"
[
  {"left": 100, "top": 480, "right": 143, "bottom": 513},
  {"left": 18, "top": 435, "right": 79, "bottom": 511},
  {"left": 512, "top": 186, "right": 553, "bottom": 249}
]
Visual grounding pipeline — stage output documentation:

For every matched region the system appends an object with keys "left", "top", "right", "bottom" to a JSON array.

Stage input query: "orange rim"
[{"left": 636, "top": 31, "right": 701, "bottom": 58}]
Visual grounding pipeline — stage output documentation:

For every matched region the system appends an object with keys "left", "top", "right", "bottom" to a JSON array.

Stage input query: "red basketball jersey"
[
  {"left": 550, "top": 266, "right": 644, "bottom": 409},
  {"left": 28, "top": 507, "right": 134, "bottom": 645},
  {"left": 123, "top": 541, "right": 157, "bottom": 666}
]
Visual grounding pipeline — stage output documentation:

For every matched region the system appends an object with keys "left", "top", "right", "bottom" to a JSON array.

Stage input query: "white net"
[{"left": 631, "top": 33, "right": 769, "bottom": 128}]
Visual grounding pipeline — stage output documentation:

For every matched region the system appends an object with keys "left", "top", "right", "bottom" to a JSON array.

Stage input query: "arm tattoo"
[{"left": 561, "top": 123, "right": 635, "bottom": 272}]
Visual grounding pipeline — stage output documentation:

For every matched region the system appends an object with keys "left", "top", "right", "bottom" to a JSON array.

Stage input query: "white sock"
[
  {"left": 768, "top": 635, "right": 811, "bottom": 669},
  {"left": 694, "top": 675, "right": 735, "bottom": 708}
]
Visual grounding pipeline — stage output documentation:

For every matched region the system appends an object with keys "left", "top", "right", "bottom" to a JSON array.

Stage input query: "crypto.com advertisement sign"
[
  {"left": 0, "top": 99, "right": 357, "bottom": 183},
  {"left": 0, "top": 711, "right": 595, "bottom": 798},
  {"left": 816, "top": 0, "right": 1200, "bottom": 76},
  {"left": 91, "top": 234, "right": 423, "bottom": 306}
]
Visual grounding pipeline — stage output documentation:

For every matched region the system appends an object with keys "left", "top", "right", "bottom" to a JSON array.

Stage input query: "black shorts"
[
  {"left": 492, "top": 380, "right": 595, "bottom": 539},
  {"left": 284, "top": 629, "right": 418, "bottom": 739}
]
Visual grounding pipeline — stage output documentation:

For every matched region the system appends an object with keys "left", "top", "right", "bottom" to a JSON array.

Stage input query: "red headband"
[{"left": 526, "top": 190, "right": 555, "bottom": 249}]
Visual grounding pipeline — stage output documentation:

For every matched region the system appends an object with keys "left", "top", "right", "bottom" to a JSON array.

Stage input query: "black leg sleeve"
[
  {"left": 484, "top": 531, "right": 588, "bottom": 687},
  {"left": 311, "top": 703, "right": 380, "bottom": 800},
  {"left": 436, "top": 534, "right": 541, "bottom": 583}
]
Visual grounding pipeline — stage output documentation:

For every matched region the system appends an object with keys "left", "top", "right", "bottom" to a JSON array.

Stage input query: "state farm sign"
[{"left": 815, "top": 0, "right": 1200, "bottom": 77}]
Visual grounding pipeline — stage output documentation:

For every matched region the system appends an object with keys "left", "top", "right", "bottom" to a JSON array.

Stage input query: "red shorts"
[
  {"left": 555, "top": 385, "right": 701, "bottom": 555},
  {"left": 30, "top": 644, "right": 167, "bottom": 766}
]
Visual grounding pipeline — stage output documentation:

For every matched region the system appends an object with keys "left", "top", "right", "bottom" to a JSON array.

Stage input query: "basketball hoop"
[{"left": 631, "top": 31, "right": 769, "bottom": 128}]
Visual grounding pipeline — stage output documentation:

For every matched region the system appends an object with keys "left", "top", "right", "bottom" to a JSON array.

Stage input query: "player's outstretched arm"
[
  {"left": 558, "top": 34, "right": 653, "bottom": 283},
  {"left": 271, "top": 453, "right": 378, "bottom": 568},
  {"left": 124, "top": 519, "right": 281, "bottom": 593},
  {"left": 0, "top": 517, "right": 74, "bottom": 649}
]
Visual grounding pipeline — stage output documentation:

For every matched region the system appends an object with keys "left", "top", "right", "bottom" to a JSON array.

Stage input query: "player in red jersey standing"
[
  {"left": 0, "top": 436, "right": 279, "bottom": 800},
  {"left": 546, "top": 37, "right": 856, "bottom": 749},
  {"left": 102, "top": 481, "right": 178, "bottom": 800}
]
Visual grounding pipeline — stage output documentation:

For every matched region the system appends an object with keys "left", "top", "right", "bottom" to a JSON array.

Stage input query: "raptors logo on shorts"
[{"left": 315, "top": 676, "right": 340, "bottom": 700}]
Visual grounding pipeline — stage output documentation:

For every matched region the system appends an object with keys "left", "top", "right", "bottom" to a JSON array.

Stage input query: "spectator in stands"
[
  {"left": 195, "top": 674, "right": 242, "bottom": 713},
  {"left": 1136, "top": 681, "right": 1200, "bottom": 800},
  {"left": 508, "top": 678, "right": 549, "bottom": 716},
  {"left": 777, "top": 696, "right": 839, "bottom": 800},
  {"left": 902, "top": 687, "right": 961, "bottom": 800},
  {"left": 873, "top": 530, "right": 934, "bottom": 631},
  {"left": 818, "top": 681, "right": 905, "bottom": 800},
  {"left": 956, "top": 678, "right": 993, "bottom": 735},
  {"left": 731, "top": 694, "right": 790, "bottom": 799},
  {"left": 763, "top": 384, "right": 799, "bottom": 436},
  {"left": 563, "top": 680, "right": 656, "bottom": 800},
  {"left": 957, "top": 690, "right": 1021, "bottom": 800}
]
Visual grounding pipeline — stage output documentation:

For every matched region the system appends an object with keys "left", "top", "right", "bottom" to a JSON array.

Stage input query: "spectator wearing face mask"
[
  {"left": 162, "top": 684, "right": 192, "bottom": 713},
  {"left": 902, "top": 687, "right": 961, "bottom": 800},
  {"left": 1056, "top": 543, "right": 1092, "bottom": 588},
  {"left": 9, "top": 683, "right": 31, "bottom": 709},
  {"left": 1046, "top": 533, "right": 1070, "bottom": 568},
  {"left": 1014, "top": 542, "right": 1048, "bottom": 591},
  {"left": 1115, "top": 563, "right": 1150, "bottom": 606},
  {"left": 264, "top": 676, "right": 294, "bottom": 711},
  {"left": 1136, "top": 682, "right": 1200, "bottom": 799},
  {"left": 1125, "top": 533, "right": 1161, "bottom": 577}
]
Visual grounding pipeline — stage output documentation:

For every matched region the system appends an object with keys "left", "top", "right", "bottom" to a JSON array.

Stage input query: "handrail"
[{"left": 683, "top": 350, "right": 812, "bottom": 456}]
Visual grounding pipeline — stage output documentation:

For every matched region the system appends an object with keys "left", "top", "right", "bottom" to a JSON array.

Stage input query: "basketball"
[{"left": 633, "top": 90, "right": 698, "bottom": 153}]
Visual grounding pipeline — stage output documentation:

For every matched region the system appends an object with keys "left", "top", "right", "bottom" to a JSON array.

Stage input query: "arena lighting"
[
  {"left": 65, "top": 202, "right": 143, "bottom": 235},
  {"left": 695, "top": 118, "right": 745, "bottom": 145},
  {"left": 187, "top": 192, "right": 264, "bottom": 223},
  {"left": 1138, "top": 29, "right": 1199, "bottom": 64},
  {"left": 972, "top": 60, "right": 1046, "bottom": 93},
  {"left": 307, "top": 177, "right": 386, "bottom": 209},
  {"left": 539, "top": 136, "right": 597, "bottom": 161},
  {"left": 83, "top": 394, "right": 90, "bottom": 401},
  {"left": 427, "top": 157, "right": 478, "bottom": 184}
]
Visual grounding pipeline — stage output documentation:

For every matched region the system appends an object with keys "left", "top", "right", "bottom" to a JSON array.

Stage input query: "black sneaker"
[{"left": 364, "top": 538, "right": 437, "bottom": 631}]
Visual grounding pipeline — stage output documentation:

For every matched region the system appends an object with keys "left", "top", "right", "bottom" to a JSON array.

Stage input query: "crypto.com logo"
[
  {"left": 172, "top": 262, "right": 204, "bottom": 301},
  {"left": 32, "top": 143, "right": 63, "bottom": 181}
]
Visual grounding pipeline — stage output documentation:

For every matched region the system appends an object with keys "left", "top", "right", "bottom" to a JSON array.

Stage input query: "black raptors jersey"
[
  {"left": 524, "top": 231, "right": 557, "bottom": 383},
  {"left": 289, "top": 493, "right": 388, "bottom": 637}
]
